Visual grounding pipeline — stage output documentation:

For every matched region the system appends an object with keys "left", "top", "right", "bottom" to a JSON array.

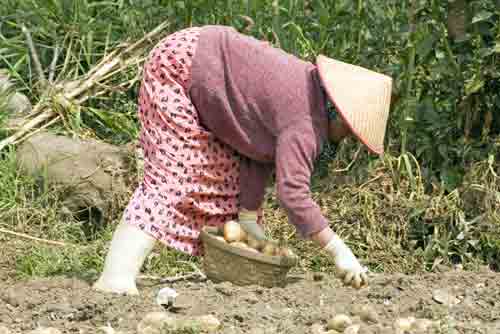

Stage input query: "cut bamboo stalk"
[
  {"left": 0, "top": 21, "right": 170, "bottom": 153},
  {"left": 22, "top": 25, "right": 47, "bottom": 84},
  {"left": 48, "top": 44, "right": 60, "bottom": 84}
]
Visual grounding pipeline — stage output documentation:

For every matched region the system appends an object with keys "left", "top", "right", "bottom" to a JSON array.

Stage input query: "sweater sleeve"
[
  {"left": 238, "top": 156, "right": 274, "bottom": 211},
  {"left": 275, "top": 126, "right": 329, "bottom": 238}
]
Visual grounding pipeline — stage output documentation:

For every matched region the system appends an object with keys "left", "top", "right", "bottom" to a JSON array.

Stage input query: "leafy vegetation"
[{"left": 0, "top": 0, "right": 499, "bottom": 279}]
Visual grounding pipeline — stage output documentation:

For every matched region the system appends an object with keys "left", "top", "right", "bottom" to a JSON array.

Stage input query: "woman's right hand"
[{"left": 238, "top": 209, "right": 267, "bottom": 241}]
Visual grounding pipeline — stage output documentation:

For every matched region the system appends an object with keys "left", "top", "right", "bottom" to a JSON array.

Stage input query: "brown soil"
[{"left": 1, "top": 264, "right": 500, "bottom": 333}]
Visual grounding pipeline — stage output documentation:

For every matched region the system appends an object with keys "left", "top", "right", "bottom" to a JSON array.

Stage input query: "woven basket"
[{"left": 200, "top": 226, "right": 298, "bottom": 288}]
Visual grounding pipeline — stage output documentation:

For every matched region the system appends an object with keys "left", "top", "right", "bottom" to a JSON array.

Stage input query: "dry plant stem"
[
  {"left": 0, "top": 227, "right": 70, "bottom": 247},
  {"left": 22, "top": 25, "right": 47, "bottom": 84},
  {"left": 333, "top": 145, "right": 362, "bottom": 173},
  {"left": 48, "top": 44, "right": 60, "bottom": 84},
  {"left": 139, "top": 272, "right": 207, "bottom": 284},
  {"left": 140, "top": 261, "right": 206, "bottom": 283},
  {"left": 12, "top": 115, "right": 61, "bottom": 145},
  {"left": 0, "top": 104, "right": 53, "bottom": 150},
  {"left": 359, "top": 175, "right": 383, "bottom": 189},
  {"left": 139, "top": 262, "right": 207, "bottom": 283},
  {"left": 0, "top": 21, "right": 170, "bottom": 152}
]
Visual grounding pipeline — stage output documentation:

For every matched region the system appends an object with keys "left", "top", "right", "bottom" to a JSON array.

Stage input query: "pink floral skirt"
[{"left": 123, "top": 27, "right": 262, "bottom": 256}]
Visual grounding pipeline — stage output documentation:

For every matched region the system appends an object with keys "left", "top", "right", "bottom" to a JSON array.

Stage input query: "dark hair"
[
  {"left": 320, "top": 84, "right": 338, "bottom": 121},
  {"left": 326, "top": 99, "right": 338, "bottom": 121}
]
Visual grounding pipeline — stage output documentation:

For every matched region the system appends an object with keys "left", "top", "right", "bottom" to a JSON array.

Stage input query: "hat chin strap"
[{"left": 93, "top": 222, "right": 156, "bottom": 295}]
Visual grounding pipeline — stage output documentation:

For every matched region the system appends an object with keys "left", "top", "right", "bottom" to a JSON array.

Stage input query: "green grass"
[{"left": 0, "top": 147, "right": 199, "bottom": 281}]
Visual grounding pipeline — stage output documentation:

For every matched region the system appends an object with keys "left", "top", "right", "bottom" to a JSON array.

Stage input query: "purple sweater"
[{"left": 188, "top": 25, "right": 329, "bottom": 238}]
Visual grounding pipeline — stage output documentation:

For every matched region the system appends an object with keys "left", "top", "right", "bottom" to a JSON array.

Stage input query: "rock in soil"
[
  {"left": 137, "top": 312, "right": 173, "bottom": 334},
  {"left": 393, "top": 317, "right": 415, "bottom": 332},
  {"left": 215, "top": 281, "right": 237, "bottom": 296},
  {"left": 411, "top": 318, "right": 437, "bottom": 332},
  {"left": 1, "top": 290, "right": 23, "bottom": 307},
  {"left": 358, "top": 305, "right": 379, "bottom": 324},
  {"left": 98, "top": 325, "right": 120, "bottom": 334},
  {"left": 432, "top": 288, "right": 460, "bottom": 307},
  {"left": 0, "top": 69, "right": 32, "bottom": 116},
  {"left": 344, "top": 324, "right": 361, "bottom": 334},
  {"left": 310, "top": 323, "right": 327, "bottom": 334},
  {"left": 327, "top": 314, "right": 353, "bottom": 332}
]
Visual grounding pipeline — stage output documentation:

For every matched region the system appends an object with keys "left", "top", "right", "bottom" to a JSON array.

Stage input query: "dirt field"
[{"left": 1, "top": 238, "right": 500, "bottom": 334}]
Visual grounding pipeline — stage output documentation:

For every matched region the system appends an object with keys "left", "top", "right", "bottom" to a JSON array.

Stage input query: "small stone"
[
  {"left": 2, "top": 291, "right": 21, "bottom": 307},
  {"left": 311, "top": 323, "right": 327, "bottom": 334},
  {"left": 156, "top": 287, "right": 178, "bottom": 308},
  {"left": 411, "top": 318, "right": 435, "bottom": 332},
  {"left": 253, "top": 286, "right": 265, "bottom": 295},
  {"left": 44, "top": 303, "right": 77, "bottom": 314},
  {"left": 470, "top": 319, "right": 482, "bottom": 327},
  {"left": 7, "top": 92, "right": 32, "bottom": 114},
  {"left": 393, "top": 317, "right": 416, "bottom": 333},
  {"left": 137, "top": 312, "right": 175, "bottom": 334},
  {"left": 0, "top": 71, "right": 32, "bottom": 116},
  {"left": 193, "top": 315, "right": 221, "bottom": 332},
  {"left": 243, "top": 294, "right": 259, "bottom": 304},
  {"left": 379, "top": 327, "right": 393, "bottom": 334},
  {"left": 359, "top": 306, "right": 378, "bottom": 324},
  {"left": 357, "top": 324, "right": 374, "bottom": 334},
  {"left": 214, "top": 281, "right": 235, "bottom": 296},
  {"left": 98, "top": 325, "right": 116, "bottom": 334},
  {"left": 432, "top": 289, "right": 460, "bottom": 307},
  {"left": 0, "top": 326, "right": 11, "bottom": 334},
  {"left": 486, "top": 320, "right": 500, "bottom": 332},
  {"left": 345, "top": 324, "right": 361, "bottom": 334},
  {"left": 327, "top": 314, "right": 353, "bottom": 332}
]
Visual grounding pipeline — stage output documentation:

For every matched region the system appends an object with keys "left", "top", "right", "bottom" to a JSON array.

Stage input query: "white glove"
[
  {"left": 324, "top": 234, "right": 368, "bottom": 289},
  {"left": 238, "top": 209, "right": 267, "bottom": 241}
]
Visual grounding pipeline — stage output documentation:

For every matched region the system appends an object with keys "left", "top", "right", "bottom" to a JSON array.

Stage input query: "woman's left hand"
[{"left": 324, "top": 234, "right": 369, "bottom": 289}]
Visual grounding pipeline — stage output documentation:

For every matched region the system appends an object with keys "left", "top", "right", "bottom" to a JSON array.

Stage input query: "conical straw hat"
[{"left": 316, "top": 55, "right": 393, "bottom": 155}]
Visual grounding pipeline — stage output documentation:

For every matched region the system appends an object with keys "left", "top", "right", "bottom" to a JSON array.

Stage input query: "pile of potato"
[
  {"left": 213, "top": 221, "right": 297, "bottom": 258},
  {"left": 311, "top": 310, "right": 440, "bottom": 334}
]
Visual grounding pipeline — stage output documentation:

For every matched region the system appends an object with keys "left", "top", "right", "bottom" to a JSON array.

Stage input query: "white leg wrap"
[{"left": 93, "top": 222, "right": 156, "bottom": 295}]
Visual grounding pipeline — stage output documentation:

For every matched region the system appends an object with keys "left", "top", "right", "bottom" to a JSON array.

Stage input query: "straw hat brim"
[{"left": 316, "top": 55, "right": 393, "bottom": 155}]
